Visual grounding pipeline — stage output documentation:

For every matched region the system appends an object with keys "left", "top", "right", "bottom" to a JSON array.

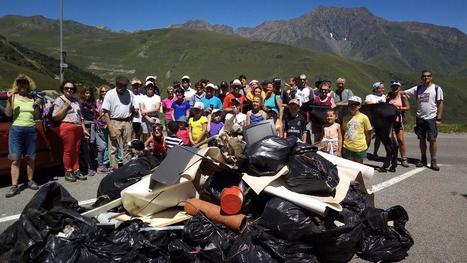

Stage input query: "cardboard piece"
[{"left": 115, "top": 207, "right": 192, "bottom": 227}]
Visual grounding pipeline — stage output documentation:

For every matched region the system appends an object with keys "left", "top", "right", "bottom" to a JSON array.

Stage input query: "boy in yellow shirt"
[{"left": 342, "top": 96, "right": 373, "bottom": 163}]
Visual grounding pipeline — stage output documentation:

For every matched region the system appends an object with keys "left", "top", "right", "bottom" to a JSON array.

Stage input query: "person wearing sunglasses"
[
  {"left": 4, "top": 74, "right": 43, "bottom": 197},
  {"left": 144, "top": 123, "right": 167, "bottom": 160},
  {"left": 402, "top": 70, "right": 444, "bottom": 171},
  {"left": 52, "top": 80, "right": 89, "bottom": 182}
]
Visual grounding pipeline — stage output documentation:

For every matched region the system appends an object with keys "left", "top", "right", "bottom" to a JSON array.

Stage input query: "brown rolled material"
[{"left": 184, "top": 198, "right": 247, "bottom": 232}]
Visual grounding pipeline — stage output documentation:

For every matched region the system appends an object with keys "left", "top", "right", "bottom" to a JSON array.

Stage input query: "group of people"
[{"left": 4, "top": 70, "right": 444, "bottom": 198}]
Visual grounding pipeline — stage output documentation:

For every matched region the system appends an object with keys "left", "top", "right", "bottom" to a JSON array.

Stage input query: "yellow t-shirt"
[
  {"left": 342, "top": 112, "right": 372, "bottom": 152},
  {"left": 12, "top": 97, "right": 35, "bottom": 127},
  {"left": 189, "top": 116, "right": 208, "bottom": 142}
]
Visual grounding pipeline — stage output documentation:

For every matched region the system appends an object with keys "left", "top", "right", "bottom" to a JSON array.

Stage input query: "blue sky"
[{"left": 1, "top": 0, "right": 466, "bottom": 33}]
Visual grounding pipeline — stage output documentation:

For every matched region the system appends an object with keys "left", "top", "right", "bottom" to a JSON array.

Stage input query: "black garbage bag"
[
  {"left": 286, "top": 143, "right": 339, "bottom": 195},
  {"left": 0, "top": 182, "right": 100, "bottom": 262},
  {"left": 97, "top": 153, "right": 161, "bottom": 200},
  {"left": 259, "top": 197, "right": 314, "bottom": 242},
  {"left": 357, "top": 205, "right": 414, "bottom": 262},
  {"left": 245, "top": 136, "right": 297, "bottom": 176},
  {"left": 341, "top": 181, "right": 373, "bottom": 214},
  {"left": 227, "top": 224, "right": 318, "bottom": 263},
  {"left": 310, "top": 210, "right": 363, "bottom": 263},
  {"left": 182, "top": 213, "right": 235, "bottom": 262}
]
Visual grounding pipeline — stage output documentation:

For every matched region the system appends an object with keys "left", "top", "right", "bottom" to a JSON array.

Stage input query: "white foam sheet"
[{"left": 317, "top": 151, "right": 374, "bottom": 181}]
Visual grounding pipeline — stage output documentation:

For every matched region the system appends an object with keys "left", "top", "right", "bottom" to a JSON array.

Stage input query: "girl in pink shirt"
[{"left": 162, "top": 86, "right": 176, "bottom": 125}]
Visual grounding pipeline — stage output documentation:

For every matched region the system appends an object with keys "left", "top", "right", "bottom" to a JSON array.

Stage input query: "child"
[
  {"left": 144, "top": 123, "right": 167, "bottom": 160},
  {"left": 319, "top": 109, "right": 342, "bottom": 156},
  {"left": 171, "top": 88, "right": 191, "bottom": 123},
  {"left": 284, "top": 99, "right": 307, "bottom": 142},
  {"left": 342, "top": 96, "right": 373, "bottom": 163},
  {"left": 165, "top": 121, "right": 183, "bottom": 149},
  {"left": 225, "top": 99, "right": 246, "bottom": 131},
  {"left": 189, "top": 102, "right": 208, "bottom": 146},
  {"left": 246, "top": 96, "right": 267, "bottom": 126},
  {"left": 267, "top": 109, "right": 283, "bottom": 138},
  {"left": 208, "top": 109, "right": 224, "bottom": 137},
  {"left": 176, "top": 116, "right": 191, "bottom": 145}
]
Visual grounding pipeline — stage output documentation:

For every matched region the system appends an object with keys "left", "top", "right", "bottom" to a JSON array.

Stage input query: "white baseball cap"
[
  {"left": 181, "top": 75, "right": 190, "bottom": 81},
  {"left": 372, "top": 81, "right": 382, "bottom": 91},
  {"left": 145, "top": 75, "right": 157, "bottom": 81},
  {"left": 131, "top": 79, "right": 142, "bottom": 85},
  {"left": 206, "top": 83, "right": 218, "bottom": 89},
  {"left": 232, "top": 79, "right": 241, "bottom": 86},
  {"left": 348, "top": 96, "right": 362, "bottom": 104},
  {"left": 194, "top": 101, "right": 204, "bottom": 110},
  {"left": 145, "top": 81, "right": 155, "bottom": 87}
]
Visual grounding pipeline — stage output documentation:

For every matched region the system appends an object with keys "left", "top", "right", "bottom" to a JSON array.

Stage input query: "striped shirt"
[{"left": 165, "top": 135, "right": 183, "bottom": 149}]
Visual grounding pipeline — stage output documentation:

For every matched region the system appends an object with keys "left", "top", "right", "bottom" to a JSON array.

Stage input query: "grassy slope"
[{"left": 0, "top": 21, "right": 465, "bottom": 123}]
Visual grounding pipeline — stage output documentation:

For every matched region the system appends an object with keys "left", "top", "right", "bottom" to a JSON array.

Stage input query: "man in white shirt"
[
  {"left": 403, "top": 70, "right": 444, "bottom": 171},
  {"left": 365, "top": 82, "right": 386, "bottom": 104},
  {"left": 295, "top": 73, "right": 313, "bottom": 106},
  {"left": 102, "top": 76, "right": 135, "bottom": 170}
]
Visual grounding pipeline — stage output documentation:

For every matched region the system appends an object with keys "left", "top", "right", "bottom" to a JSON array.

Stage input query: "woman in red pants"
[{"left": 52, "top": 80, "right": 89, "bottom": 182}]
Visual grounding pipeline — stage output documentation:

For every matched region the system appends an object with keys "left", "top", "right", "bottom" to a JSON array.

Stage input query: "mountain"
[
  {"left": 0, "top": 15, "right": 465, "bottom": 122},
  {"left": 172, "top": 7, "right": 467, "bottom": 76},
  {"left": 170, "top": 20, "right": 234, "bottom": 35},
  {"left": 0, "top": 34, "right": 107, "bottom": 89}
]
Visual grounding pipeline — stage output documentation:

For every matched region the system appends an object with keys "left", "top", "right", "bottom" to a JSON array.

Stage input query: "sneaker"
[
  {"left": 65, "top": 170, "right": 77, "bottom": 182},
  {"left": 431, "top": 160, "right": 440, "bottom": 171},
  {"left": 401, "top": 158, "right": 409, "bottom": 168},
  {"left": 97, "top": 165, "right": 108, "bottom": 173},
  {"left": 416, "top": 158, "right": 427, "bottom": 168},
  {"left": 88, "top": 170, "right": 96, "bottom": 176},
  {"left": 74, "top": 170, "right": 87, "bottom": 181},
  {"left": 5, "top": 186, "right": 19, "bottom": 198},
  {"left": 27, "top": 180, "right": 39, "bottom": 190}
]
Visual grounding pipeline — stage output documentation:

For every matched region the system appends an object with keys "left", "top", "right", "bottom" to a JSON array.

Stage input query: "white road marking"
[
  {"left": 370, "top": 167, "right": 426, "bottom": 193},
  {"left": 0, "top": 198, "right": 96, "bottom": 223}
]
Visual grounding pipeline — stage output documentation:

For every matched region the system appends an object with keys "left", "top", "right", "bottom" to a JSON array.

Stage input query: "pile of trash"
[{"left": 0, "top": 123, "right": 414, "bottom": 262}]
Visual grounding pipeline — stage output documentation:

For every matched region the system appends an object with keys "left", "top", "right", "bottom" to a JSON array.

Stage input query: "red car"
[{"left": 0, "top": 90, "right": 62, "bottom": 176}]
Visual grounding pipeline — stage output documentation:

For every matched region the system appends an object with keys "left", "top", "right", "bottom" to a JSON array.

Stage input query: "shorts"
[
  {"left": 415, "top": 118, "right": 437, "bottom": 141},
  {"left": 343, "top": 148, "right": 367, "bottom": 159},
  {"left": 8, "top": 125, "right": 37, "bottom": 161},
  {"left": 132, "top": 122, "right": 142, "bottom": 135},
  {"left": 393, "top": 121, "right": 404, "bottom": 133}
]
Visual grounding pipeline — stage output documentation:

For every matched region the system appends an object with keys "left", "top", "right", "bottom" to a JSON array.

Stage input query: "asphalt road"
[{"left": 0, "top": 133, "right": 466, "bottom": 262}]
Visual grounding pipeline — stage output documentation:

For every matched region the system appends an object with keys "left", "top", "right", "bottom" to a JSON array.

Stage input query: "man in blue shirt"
[{"left": 201, "top": 83, "right": 222, "bottom": 114}]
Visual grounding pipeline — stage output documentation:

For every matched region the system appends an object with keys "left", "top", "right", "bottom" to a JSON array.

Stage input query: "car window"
[{"left": 0, "top": 99, "right": 13, "bottom": 123}]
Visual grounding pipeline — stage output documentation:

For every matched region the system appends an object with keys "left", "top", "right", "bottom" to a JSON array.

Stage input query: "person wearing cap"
[
  {"left": 140, "top": 81, "right": 161, "bottom": 141},
  {"left": 161, "top": 86, "right": 176, "bottom": 125},
  {"left": 130, "top": 79, "right": 144, "bottom": 140},
  {"left": 342, "top": 96, "right": 373, "bottom": 164},
  {"left": 222, "top": 79, "right": 245, "bottom": 114},
  {"left": 189, "top": 101, "right": 208, "bottom": 146},
  {"left": 181, "top": 75, "right": 196, "bottom": 104},
  {"left": 284, "top": 99, "right": 307, "bottom": 143},
  {"left": 296, "top": 73, "right": 313, "bottom": 106},
  {"left": 333, "top": 78, "right": 354, "bottom": 105},
  {"left": 102, "top": 75, "right": 136, "bottom": 170},
  {"left": 402, "top": 70, "right": 444, "bottom": 171},
  {"left": 144, "top": 75, "right": 160, "bottom": 95},
  {"left": 4, "top": 74, "right": 43, "bottom": 197},
  {"left": 387, "top": 80, "right": 410, "bottom": 167},
  {"left": 191, "top": 81, "right": 206, "bottom": 106},
  {"left": 208, "top": 108, "right": 224, "bottom": 137},
  {"left": 176, "top": 116, "right": 190, "bottom": 145},
  {"left": 171, "top": 88, "right": 191, "bottom": 124},
  {"left": 201, "top": 83, "right": 222, "bottom": 112},
  {"left": 365, "top": 82, "right": 386, "bottom": 104}
]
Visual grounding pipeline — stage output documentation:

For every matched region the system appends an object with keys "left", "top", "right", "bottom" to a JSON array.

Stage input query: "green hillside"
[
  {"left": 0, "top": 34, "right": 107, "bottom": 89},
  {"left": 0, "top": 16, "right": 465, "bottom": 123}
]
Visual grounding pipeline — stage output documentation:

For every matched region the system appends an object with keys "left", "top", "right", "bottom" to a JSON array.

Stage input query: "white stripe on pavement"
[
  {"left": 0, "top": 198, "right": 96, "bottom": 223},
  {"left": 370, "top": 167, "right": 426, "bottom": 193}
]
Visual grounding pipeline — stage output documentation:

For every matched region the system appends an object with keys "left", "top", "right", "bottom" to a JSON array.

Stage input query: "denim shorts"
[
  {"left": 415, "top": 118, "right": 437, "bottom": 141},
  {"left": 8, "top": 125, "right": 37, "bottom": 161}
]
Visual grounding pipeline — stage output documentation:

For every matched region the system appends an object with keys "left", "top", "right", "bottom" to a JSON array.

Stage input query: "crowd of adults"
[{"left": 4, "top": 70, "right": 444, "bottom": 197}]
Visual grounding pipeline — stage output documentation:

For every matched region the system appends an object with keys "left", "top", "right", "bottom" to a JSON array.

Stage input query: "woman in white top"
[
  {"left": 365, "top": 81, "right": 386, "bottom": 104},
  {"left": 140, "top": 81, "right": 161, "bottom": 141}
]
